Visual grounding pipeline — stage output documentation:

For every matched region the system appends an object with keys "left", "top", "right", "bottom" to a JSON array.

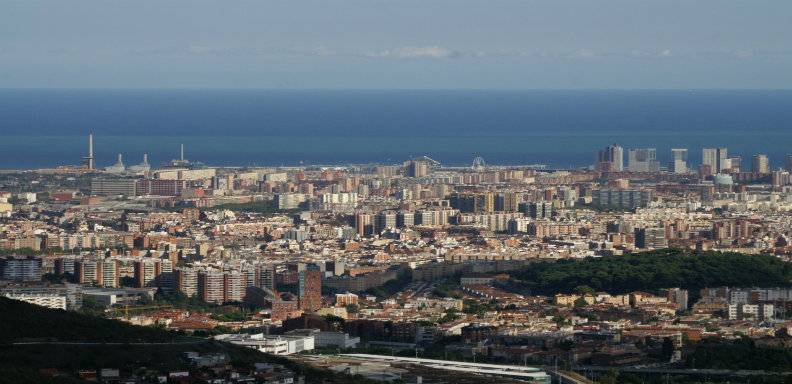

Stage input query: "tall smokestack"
[
  {"left": 87, "top": 133, "right": 95, "bottom": 170},
  {"left": 180, "top": 144, "right": 184, "bottom": 162}
]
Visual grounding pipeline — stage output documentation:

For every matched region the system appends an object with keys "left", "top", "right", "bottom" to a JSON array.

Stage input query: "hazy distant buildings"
[
  {"left": 698, "top": 164, "right": 714, "bottom": 179},
  {"left": 91, "top": 178, "right": 137, "bottom": 196},
  {"left": 276, "top": 193, "right": 306, "bottom": 210},
  {"left": 627, "top": 148, "right": 659, "bottom": 172},
  {"left": 450, "top": 192, "right": 495, "bottom": 213},
  {"left": 670, "top": 148, "right": 688, "bottom": 174},
  {"left": 596, "top": 144, "right": 624, "bottom": 172},
  {"left": 772, "top": 170, "right": 790, "bottom": 187},
  {"left": 105, "top": 153, "right": 126, "bottom": 174},
  {"left": 137, "top": 179, "right": 186, "bottom": 196},
  {"left": 702, "top": 148, "right": 717, "bottom": 172},
  {"left": 494, "top": 192, "right": 521, "bottom": 212},
  {"left": 128, "top": 154, "right": 151, "bottom": 174},
  {"left": 752, "top": 154, "right": 770, "bottom": 174},
  {"left": 728, "top": 156, "right": 742, "bottom": 172},
  {"left": 592, "top": 189, "right": 653, "bottom": 210},
  {"left": 702, "top": 148, "right": 729, "bottom": 173},
  {"left": 520, "top": 201, "right": 553, "bottom": 219},
  {"left": 404, "top": 159, "right": 429, "bottom": 178}
]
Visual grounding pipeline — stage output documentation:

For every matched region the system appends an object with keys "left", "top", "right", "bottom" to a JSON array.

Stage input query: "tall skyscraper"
[
  {"left": 494, "top": 192, "right": 521, "bottom": 211},
  {"left": 175, "top": 268, "right": 198, "bottom": 297},
  {"left": 698, "top": 164, "right": 713, "bottom": 179},
  {"left": 702, "top": 148, "right": 717, "bottom": 171},
  {"left": 355, "top": 212, "right": 373, "bottom": 237},
  {"left": 298, "top": 263, "right": 322, "bottom": 312},
  {"left": 450, "top": 192, "right": 495, "bottom": 213},
  {"left": 670, "top": 149, "right": 688, "bottom": 174},
  {"left": 134, "top": 259, "right": 162, "bottom": 288},
  {"left": 596, "top": 144, "right": 624, "bottom": 172},
  {"left": 752, "top": 154, "right": 770, "bottom": 173},
  {"left": 627, "top": 148, "right": 659, "bottom": 172},
  {"left": 404, "top": 159, "right": 429, "bottom": 177},
  {"left": 786, "top": 154, "right": 792, "bottom": 172},
  {"left": 197, "top": 270, "right": 225, "bottom": 304},
  {"left": 702, "top": 147, "right": 729, "bottom": 173},
  {"left": 717, "top": 148, "right": 729, "bottom": 172},
  {"left": 374, "top": 211, "right": 397, "bottom": 233},
  {"left": 728, "top": 156, "right": 742, "bottom": 172},
  {"left": 257, "top": 264, "right": 277, "bottom": 293}
]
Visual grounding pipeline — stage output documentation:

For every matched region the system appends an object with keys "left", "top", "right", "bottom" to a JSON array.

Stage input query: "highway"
[
  {"left": 574, "top": 365, "right": 792, "bottom": 378},
  {"left": 341, "top": 354, "right": 552, "bottom": 382}
]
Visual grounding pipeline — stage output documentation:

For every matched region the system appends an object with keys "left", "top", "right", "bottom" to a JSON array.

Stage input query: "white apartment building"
[
  {"left": 3, "top": 293, "right": 67, "bottom": 310},
  {"left": 216, "top": 333, "right": 315, "bottom": 355}
]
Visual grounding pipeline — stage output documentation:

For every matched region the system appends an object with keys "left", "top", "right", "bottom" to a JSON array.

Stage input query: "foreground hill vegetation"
[
  {"left": 511, "top": 249, "right": 792, "bottom": 296},
  {"left": 0, "top": 296, "right": 179, "bottom": 343},
  {"left": 0, "top": 298, "right": 374, "bottom": 384}
]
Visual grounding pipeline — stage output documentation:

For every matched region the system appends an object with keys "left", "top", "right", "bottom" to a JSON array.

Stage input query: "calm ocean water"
[{"left": 1, "top": 89, "right": 791, "bottom": 169}]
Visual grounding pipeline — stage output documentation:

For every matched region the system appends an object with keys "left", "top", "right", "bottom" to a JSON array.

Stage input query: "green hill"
[
  {"left": 0, "top": 296, "right": 178, "bottom": 343},
  {"left": 0, "top": 297, "right": 373, "bottom": 384},
  {"left": 511, "top": 249, "right": 792, "bottom": 296}
]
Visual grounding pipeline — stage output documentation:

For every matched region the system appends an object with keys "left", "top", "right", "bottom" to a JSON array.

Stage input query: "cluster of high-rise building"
[{"left": 596, "top": 144, "right": 777, "bottom": 177}]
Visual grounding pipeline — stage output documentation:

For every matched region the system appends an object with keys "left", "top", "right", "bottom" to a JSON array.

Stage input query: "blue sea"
[{"left": 1, "top": 89, "right": 791, "bottom": 170}]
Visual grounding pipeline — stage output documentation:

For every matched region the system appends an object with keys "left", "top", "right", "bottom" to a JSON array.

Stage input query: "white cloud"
[
  {"left": 365, "top": 46, "right": 460, "bottom": 59},
  {"left": 311, "top": 46, "right": 335, "bottom": 56},
  {"left": 732, "top": 49, "right": 753, "bottom": 59},
  {"left": 186, "top": 45, "right": 214, "bottom": 54},
  {"left": 124, "top": 44, "right": 791, "bottom": 64},
  {"left": 572, "top": 48, "right": 597, "bottom": 58}
]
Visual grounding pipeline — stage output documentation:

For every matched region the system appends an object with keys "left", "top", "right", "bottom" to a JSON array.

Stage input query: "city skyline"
[{"left": 63, "top": 132, "right": 790, "bottom": 173}]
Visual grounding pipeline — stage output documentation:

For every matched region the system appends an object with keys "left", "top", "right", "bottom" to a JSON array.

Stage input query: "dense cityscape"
[{"left": 3, "top": 135, "right": 792, "bottom": 383}]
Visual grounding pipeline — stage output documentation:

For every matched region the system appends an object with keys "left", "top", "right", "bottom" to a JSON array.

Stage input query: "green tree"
[
  {"left": 661, "top": 337, "right": 675, "bottom": 361},
  {"left": 80, "top": 295, "right": 106, "bottom": 316},
  {"left": 573, "top": 285, "right": 595, "bottom": 294},
  {"left": 598, "top": 369, "right": 619, "bottom": 384}
]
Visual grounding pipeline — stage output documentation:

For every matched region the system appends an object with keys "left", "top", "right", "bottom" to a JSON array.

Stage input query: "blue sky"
[{"left": 2, "top": 0, "right": 791, "bottom": 89}]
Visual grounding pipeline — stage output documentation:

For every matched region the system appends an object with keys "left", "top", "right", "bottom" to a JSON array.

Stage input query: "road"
[
  {"left": 574, "top": 365, "right": 792, "bottom": 377},
  {"left": 546, "top": 369, "right": 595, "bottom": 384},
  {"left": 9, "top": 339, "right": 205, "bottom": 346}
]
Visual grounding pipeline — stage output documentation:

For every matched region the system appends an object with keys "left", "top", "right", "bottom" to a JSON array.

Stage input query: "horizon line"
[{"left": 1, "top": 87, "right": 792, "bottom": 92}]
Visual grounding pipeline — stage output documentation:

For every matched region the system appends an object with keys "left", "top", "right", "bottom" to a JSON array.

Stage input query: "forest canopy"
[{"left": 511, "top": 249, "right": 792, "bottom": 296}]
